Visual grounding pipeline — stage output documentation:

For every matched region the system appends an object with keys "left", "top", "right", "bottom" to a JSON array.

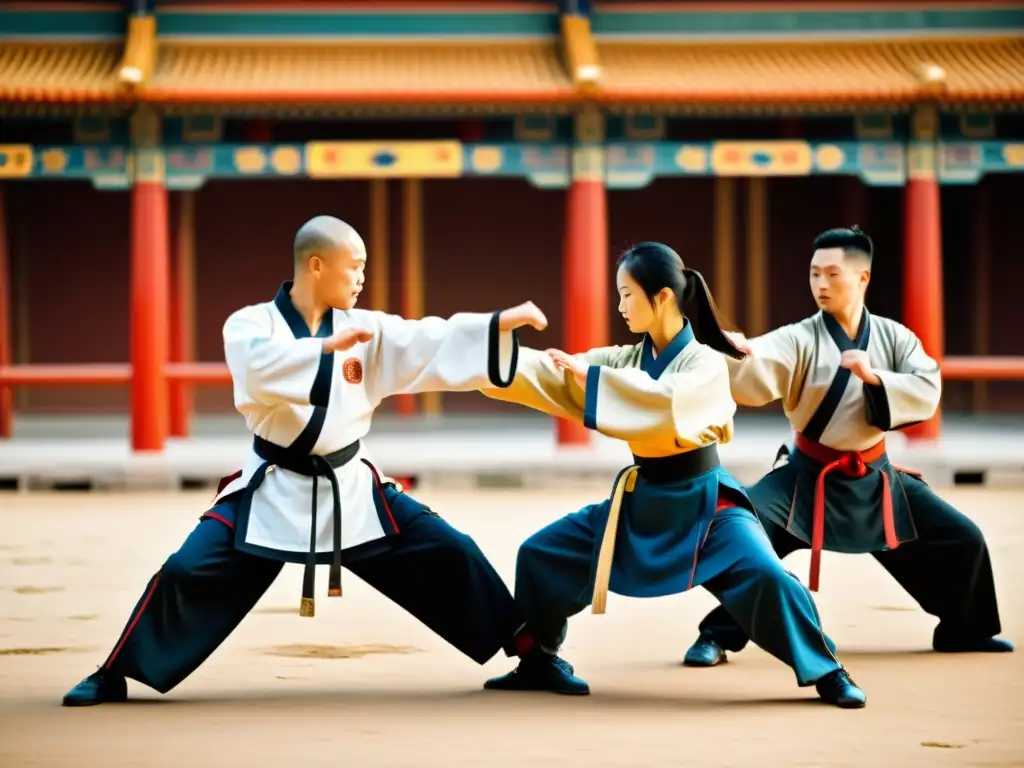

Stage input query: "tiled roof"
[
  {"left": 141, "top": 42, "right": 577, "bottom": 105},
  {"left": 4, "top": 34, "right": 1019, "bottom": 108},
  {"left": 595, "top": 37, "right": 1024, "bottom": 106},
  {"left": 0, "top": 43, "right": 127, "bottom": 103}
]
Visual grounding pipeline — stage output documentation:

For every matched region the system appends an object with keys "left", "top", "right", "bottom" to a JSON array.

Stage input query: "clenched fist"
[
  {"left": 322, "top": 327, "right": 373, "bottom": 353},
  {"left": 499, "top": 301, "right": 548, "bottom": 332},
  {"left": 840, "top": 349, "right": 880, "bottom": 385}
]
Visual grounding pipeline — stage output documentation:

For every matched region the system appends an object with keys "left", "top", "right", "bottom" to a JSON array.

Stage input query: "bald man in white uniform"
[{"left": 63, "top": 215, "right": 548, "bottom": 706}]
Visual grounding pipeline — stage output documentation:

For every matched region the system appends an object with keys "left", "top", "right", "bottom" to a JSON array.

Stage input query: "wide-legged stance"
[
  {"left": 691, "top": 471, "right": 1006, "bottom": 658},
  {"left": 63, "top": 486, "right": 522, "bottom": 704},
  {"left": 508, "top": 499, "right": 842, "bottom": 688}
]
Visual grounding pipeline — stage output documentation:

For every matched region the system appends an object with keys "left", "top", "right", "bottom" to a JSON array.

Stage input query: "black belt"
[
  {"left": 243, "top": 436, "right": 361, "bottom": 617},
  {"left": 631, "top": 444, "right": 721, "bottom": 484}
]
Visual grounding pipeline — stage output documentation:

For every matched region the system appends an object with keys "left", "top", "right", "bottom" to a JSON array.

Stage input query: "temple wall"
[{"left": 6, "top": 173, "right": 1021, "bottom": 415}]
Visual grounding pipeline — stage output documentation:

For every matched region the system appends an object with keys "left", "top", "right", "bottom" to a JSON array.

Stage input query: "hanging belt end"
[
  {"left": 299, "top": 597, "right": 315, "bottom": 617},
  {"left": 328, "top": 562, "right": 342, "bottom": 597},
  {"left": 808, "top": 563, "right": 821, "bottom": 593}
]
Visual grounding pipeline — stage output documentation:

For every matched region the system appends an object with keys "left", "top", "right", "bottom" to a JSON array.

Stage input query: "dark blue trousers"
[
  {"left": 101, "top": 487, "right": 522, "bottom": 694},
  {"left": 516, "top": 504, "right": 843, "bottom": 686},
  {"left": 697, "top": 474, "right": 1003, "bottom": 651}
]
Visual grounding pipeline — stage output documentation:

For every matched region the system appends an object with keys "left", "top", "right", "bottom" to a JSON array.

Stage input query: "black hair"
[
  {"left": 812, "top": 225, "right": 873, "bottom": 264},
  {"left": 616, "top": 241, "right": 745, "bottom": 360}
]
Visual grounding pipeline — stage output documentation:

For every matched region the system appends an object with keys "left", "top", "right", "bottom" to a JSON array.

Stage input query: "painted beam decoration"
[
  {"left": 2, "top": 140, "right": 1023, "bottom": 189},
  {"left": 306, "top": 142, "right": 464, "bottom": 179}
]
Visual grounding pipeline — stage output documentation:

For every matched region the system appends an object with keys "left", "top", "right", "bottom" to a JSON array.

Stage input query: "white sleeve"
[
  {"left": 223, "top": 306, "right": 332, "bottom": 408},
  {"left": 367, "top": 310, "right": 518, "bottom": 401}
]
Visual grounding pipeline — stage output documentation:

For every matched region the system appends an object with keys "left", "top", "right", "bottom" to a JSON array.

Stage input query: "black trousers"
[
  {"left": 697, "top": 474, "right": 1003, "bottom": 651},
  {"left": 101, "top": 487, "right": 522, "bottom": 694}
]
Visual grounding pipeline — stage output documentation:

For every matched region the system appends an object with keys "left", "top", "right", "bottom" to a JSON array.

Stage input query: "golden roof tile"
[
  {"left": 0, "top": 43, "right": 127, "bottom": 103},
  {"left": 596, "top": 37, "right": 1024, "bottom": 106},
  {"left": 142, "top": 42, "right": 577, "bottom": 105}
]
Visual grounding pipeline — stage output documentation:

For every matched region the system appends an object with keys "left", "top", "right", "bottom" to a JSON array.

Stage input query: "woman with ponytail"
[{"left": 481, "top": 242, "right": 865, "bottom": 709}]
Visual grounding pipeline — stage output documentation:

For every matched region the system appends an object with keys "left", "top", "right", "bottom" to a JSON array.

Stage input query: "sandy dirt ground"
[{"left": 0, "top": 486, "right": 1021, "bottom": 768}]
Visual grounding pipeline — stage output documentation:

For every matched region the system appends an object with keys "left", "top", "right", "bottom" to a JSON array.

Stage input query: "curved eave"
[
  {"left": 0, "top": 91, "right": 137, "bottom": 107},
  {"left": 939, "top": 91, "right": 1024, "bottom": 106},
  {"left": 597, "top": 90, "right": 924, "bottom": 107},
  {"left": 596, "top": 91, "right": 1024, "bottom": 111},
  {"left": 141, "top": 89, "right": 581, "bottom": 107},
  {"left": 594, "top": 37, "right": 1024, "bottom": 110},
  {"left": 0, "top": 43, "right": 131, "bottom": 105},
  {"left": 155, "top": 102, "right": 579, "bottom": 119},
  {"left": 137, "top": 41, "right": 576, "bottom": 108}
]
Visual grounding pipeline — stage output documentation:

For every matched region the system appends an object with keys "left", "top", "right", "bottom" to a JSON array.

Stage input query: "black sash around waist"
[
  {"left": 632, "top": 444, "right": 721, "bottom": 484},
  {"left": 252, "top": 435, "right": 361, "bottom": 475},
  {"left": 245, "top": 436, "right": 361, "bottom": 616}
]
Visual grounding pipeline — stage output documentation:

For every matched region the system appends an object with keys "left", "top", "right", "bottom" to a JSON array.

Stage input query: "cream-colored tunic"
[
  {"left": 483, "top": 329, "right": 736, "bottom": 458},
  {"left": 727, "top": 310, "right": 941, "bottom": 450},
  {"left": 483, "top": 326, "right": 748, "bottom": 613}
]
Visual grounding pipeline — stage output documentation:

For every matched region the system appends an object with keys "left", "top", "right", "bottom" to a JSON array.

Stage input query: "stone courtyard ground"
[{"left": 0, "top": 487, "right": 1021, "bottom": 767}]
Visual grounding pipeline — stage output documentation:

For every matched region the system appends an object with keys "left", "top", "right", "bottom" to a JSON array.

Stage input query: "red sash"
[{"left": 794, "top": 433, "right": 900, "bottom": 591}]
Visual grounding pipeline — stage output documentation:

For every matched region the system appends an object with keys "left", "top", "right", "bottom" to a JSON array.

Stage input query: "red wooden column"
[
  {"left": 130, "top": 108, "right": 171, "bottom": 452},
  {"left": 902, "top": 105, "right": 943, "bottom": 441},
  {"left": 169, "top": 190, "right": 196, "bottom": 437},
  {"left": 0, "top": 183, "right": 11, "bottom": 438},
  {"left": 558, "top": 106, "right": 608, "bottom": 446}
]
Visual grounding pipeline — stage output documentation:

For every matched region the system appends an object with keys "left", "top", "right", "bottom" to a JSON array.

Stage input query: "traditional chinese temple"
[{"left": 0, "top": 0, "right": 1022, "bottom": 451}]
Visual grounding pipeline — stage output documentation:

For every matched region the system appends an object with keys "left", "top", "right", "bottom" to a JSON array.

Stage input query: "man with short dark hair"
[
  {"left": 682, "top": 225, "right": 1013, "bottom": 668},
  {"left": 62, "top": 214, "right": 549, "bottom": 706}
]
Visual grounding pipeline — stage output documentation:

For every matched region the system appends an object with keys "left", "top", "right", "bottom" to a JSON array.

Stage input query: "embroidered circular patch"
[{"left": 342, "top": 357, "right": 363, "bottom": 384}]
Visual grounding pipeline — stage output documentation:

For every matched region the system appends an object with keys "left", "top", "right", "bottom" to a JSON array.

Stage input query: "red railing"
[
  {"left": 0, "top": 363, "right": 228, "bottom": 386},
  {"left": 2, "top": 355, "right": 1023, "bottom": 447},
  {"left": 939, "top": 357, "right": 1024, "bottom": 381}
]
